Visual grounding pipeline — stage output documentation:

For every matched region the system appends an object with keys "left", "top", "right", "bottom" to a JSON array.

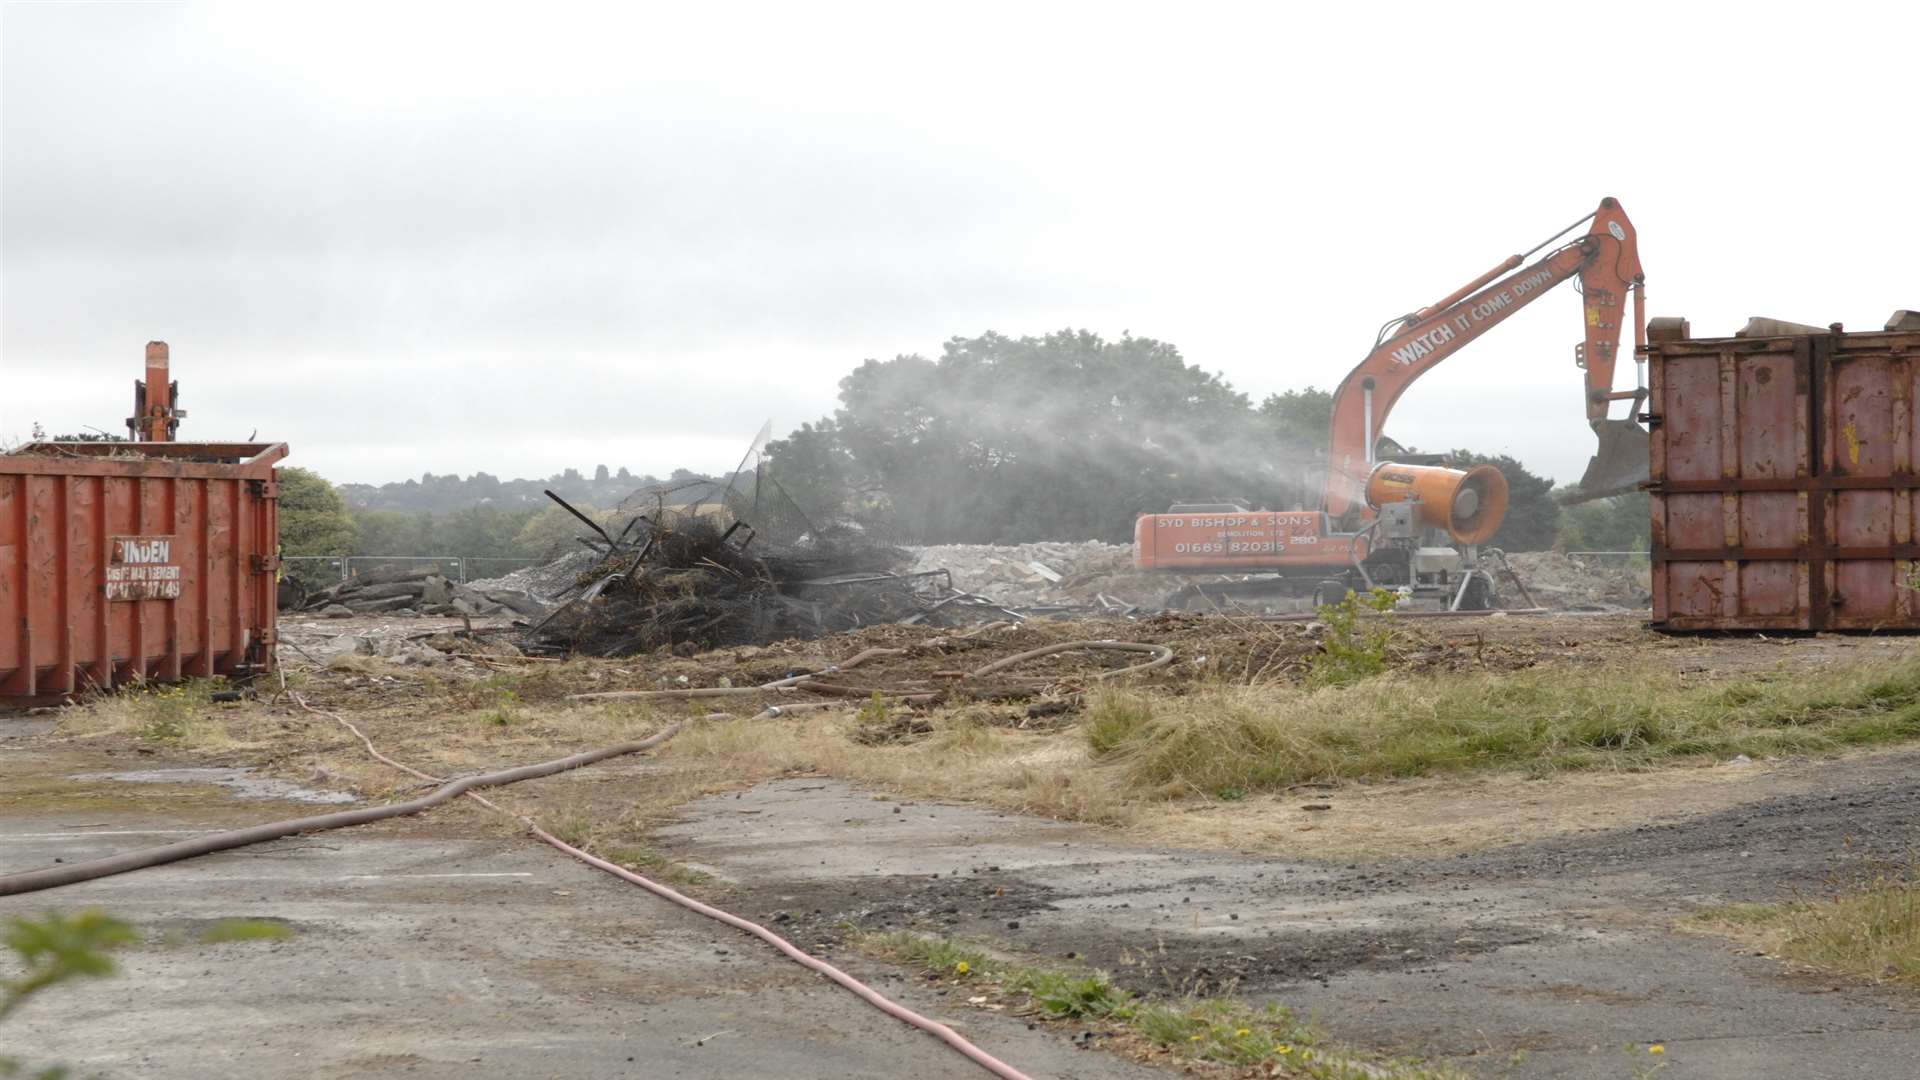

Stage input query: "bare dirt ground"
[{"left": 6, "top": 610, "right": 1920, "bottom": 1078}]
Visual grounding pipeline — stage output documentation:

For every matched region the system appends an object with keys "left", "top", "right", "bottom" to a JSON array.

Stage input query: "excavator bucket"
[{"left": 1561, "top": 419, "right": 1650, "bottom": 504}]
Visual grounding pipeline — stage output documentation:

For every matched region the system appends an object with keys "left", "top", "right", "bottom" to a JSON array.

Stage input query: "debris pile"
[
  {"left": 1503, "top": 551, "right": 1652, "bottom": 610},
  {"left": 525, "top": 512, "right": 932, "bottom": 657},
  {"left": 298, "top": 566, "right": 549, "bottom": 620}
]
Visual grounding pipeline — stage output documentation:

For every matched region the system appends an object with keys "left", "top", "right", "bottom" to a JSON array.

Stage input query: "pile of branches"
[{"left": 526, "top": 508, "right": 918, "bottom": 657}]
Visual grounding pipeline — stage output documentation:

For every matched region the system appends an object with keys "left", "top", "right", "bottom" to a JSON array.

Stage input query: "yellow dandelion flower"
[
  {"left": 954, "top": 961, "right": 969, "bottom": 974},
  {"left": 1235, "top": 1028, "right": 1251, "bottom": 1037},
  {"left": 1649, "top": 1045, "right": 1665, "bottom": 1054},
  {"left": 1190, "top": 1034, "right": 1204, "bottom": 1042},
  {"left": 1278, "top": 1045, "right": 1293, "bottom": 1054}
]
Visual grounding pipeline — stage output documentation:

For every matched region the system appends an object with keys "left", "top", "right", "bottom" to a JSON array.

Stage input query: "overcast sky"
[{"left": 4, "top": 2, "right": 1914, "bottom": 490}]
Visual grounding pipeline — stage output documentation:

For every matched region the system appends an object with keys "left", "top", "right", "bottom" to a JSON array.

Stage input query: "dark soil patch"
[
  {"left": 1053, "top": 923, "right": 1541, "bottom": 996},
  {"left": 1413, "top": 751, "right": 1920, "bottom": 902},
  {"left": 724, "top": 866, "right": 1538, "bottom": 996},
  {"left": 730, "top": 868, "right": 1061, "bottom": 948}
]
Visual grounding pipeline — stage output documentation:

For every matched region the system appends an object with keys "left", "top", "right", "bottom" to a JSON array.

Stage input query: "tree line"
[
  {"left": 278, "top": 469, "right": 627, "bottom": 567},
  {"left": 279, "top": 328, "right": 1649, "bottom": 560},
  {"left": 761, "top": 329, "right": 1636, "bottom": 551}
]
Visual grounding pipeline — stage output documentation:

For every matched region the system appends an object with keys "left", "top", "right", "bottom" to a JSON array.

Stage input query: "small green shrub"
[
  {"left": 856, "top": 693, "right": 891, "bottom": 726},
  {"left": 1308, "top": 587, "right": 1401, "bottom": 688},
  {"left": 478, "top": 688, "right": 521, "bottom": 727}
]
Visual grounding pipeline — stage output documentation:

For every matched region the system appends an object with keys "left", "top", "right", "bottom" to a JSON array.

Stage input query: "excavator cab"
[{"left": 1566, "top": 418, "right": 1649, "bottom": 504}]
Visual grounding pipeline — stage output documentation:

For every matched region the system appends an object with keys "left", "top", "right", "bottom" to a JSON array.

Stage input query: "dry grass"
[
  {"left": 48, "top": 649, "right": 1920, "bottom": 861},
  {"left": 656, "top": 708, "right": 1138, "bottom": 825},
  {"left": 1082, "top": 659, "right": 1920, "bottom": 800},
  {"left": 1695, "top": 868, "right": 1920, "bottom": 986},
  {"left": 61, "top": 680, "right": 250, "bottom": 752}
]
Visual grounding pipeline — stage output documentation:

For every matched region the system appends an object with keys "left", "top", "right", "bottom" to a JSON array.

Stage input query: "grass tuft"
[{"left": 1697, "top": 867, "right": 1920, "bottom": 985}]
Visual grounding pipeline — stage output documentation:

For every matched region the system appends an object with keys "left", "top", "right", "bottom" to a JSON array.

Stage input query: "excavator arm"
[{"left": 1323, "top": 197, "right": 1646, "bottom": 517}]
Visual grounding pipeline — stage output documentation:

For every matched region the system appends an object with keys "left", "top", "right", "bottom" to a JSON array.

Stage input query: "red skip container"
[
  {"left": 1, "top": 441, "right": 285, "bottom": 703},
  {"left": 1649, "top": 316, "right": 1920, "bottom": 630}
]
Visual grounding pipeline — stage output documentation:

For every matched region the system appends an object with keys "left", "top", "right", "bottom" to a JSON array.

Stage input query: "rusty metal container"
[
  {"left": 1, "top": 442, "right": 286, "bottom": 703},
  {"left": 1648, "top": 318, "right": 1920, "bottom": 630}
]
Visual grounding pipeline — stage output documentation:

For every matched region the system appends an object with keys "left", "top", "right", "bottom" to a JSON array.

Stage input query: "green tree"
[
  {"left": 768, "top": 330, "right": 1310, "bottom": 543},
  {"left": 278, "top": 468, "right": 357, "bottom": 556},
  {"left": 762, "top": 419, "right": 862, "bottom": 530},
  {"left": 1257, "top": 386, "right": 1333, "bottom": 450},
  {"left": 350, "top": 508, "right": 433, "bottom": 555},
  {"left": 433, "top": 504, "right": 535, "bottom": 558},
  {"left": 1448, "top": 450, "right": 1559, "bottom": 551},
  {"left": 512, "top": 503, "right": 617, "bottom": 559},
  {"left": 1557, "top": 490, "right": 1650, "bottom": 551}
]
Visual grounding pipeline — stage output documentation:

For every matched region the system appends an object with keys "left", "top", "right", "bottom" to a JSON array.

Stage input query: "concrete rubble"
[
  {"left": 298, "top": 565, "right": 553, "bottom": 620},
  {"left": 909, "top": 543, "right": 1652, "bottom": 612},
  {"left": 466, "top": 550, "right": 600, "bottom": 603},
  {"left": 904, "top": 541, "right": 1235, "bottom": 611},
  {"left": 1503, "top": 550, "right": 1652, "bottom": 610}
]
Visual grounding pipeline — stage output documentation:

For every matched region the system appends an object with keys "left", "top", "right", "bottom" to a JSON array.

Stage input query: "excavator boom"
[{"left": 1323, "top": 197, "right": 1646, "bottom": 515}]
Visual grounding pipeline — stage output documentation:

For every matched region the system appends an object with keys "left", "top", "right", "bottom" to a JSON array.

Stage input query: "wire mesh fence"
[
  {"left": 1565, "top": 550, "right": 1651, "bottom": 567},
  {"left": 281, "top": 555, "right": 544, "bottom": 589}
]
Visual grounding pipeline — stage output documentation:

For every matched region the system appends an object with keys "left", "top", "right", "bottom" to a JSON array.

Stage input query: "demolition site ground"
[{"left": 5, "top": 611, "right": 1920, "bottom": 1079}]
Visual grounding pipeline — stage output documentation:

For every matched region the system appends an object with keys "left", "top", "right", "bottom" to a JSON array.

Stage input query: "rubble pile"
[
  {"left": 1504, "top": 551, "right": 1652, "bottom": 610},
  {"left": 298, "top": 566, "right": 549, "bottom": 620},
  {"left": 466, "top": 550, "right": 600, "bottom": 603},
  {"left": 903, "top": 541, "right": 1221, "bottom": 610}
]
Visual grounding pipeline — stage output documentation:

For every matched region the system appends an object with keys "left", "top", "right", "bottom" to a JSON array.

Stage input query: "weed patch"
[{"left": 863, "top": 931, "right": 1464, "bottom": 1078}]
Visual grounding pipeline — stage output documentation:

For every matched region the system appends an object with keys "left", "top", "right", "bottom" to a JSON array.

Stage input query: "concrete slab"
[
  {"left": 661, "top": 778, "right": 1920, "bottom": 1080},
  {"left": 0, "top": 779, "right": 1164, "bottom": 1079}
]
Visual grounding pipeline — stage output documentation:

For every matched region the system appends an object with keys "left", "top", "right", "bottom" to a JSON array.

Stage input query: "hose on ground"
[
  {"left": 304, "top": 698, "right": 1035, "bottom": 1080},
  {"left": 965, "top": 640, "right": 1174, "bottom": 681},
  {"left": 569, "top": 640, "right": 1171, "bottom": 705},
  {"left": 0, "top": 723, "right": 683, "bottom": 897},
  {"left": 569, "top": 647, "right": 908, "bottom": 702}
]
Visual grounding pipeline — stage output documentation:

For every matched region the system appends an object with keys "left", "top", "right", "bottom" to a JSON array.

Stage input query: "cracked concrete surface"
[
  {"left": 0, "top": 756, "right": 1161, "bottom": 1079},
  {"left": 663, "top": 770, "right": 1920, "bottom": 1079}
]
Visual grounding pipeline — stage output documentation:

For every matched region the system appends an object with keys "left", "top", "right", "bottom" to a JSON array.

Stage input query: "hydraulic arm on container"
[{"left": 127, "top": 341, "right": 184, "bottom": 442}]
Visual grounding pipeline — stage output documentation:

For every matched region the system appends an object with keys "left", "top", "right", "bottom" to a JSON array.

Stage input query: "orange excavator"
[{"left": 1134, "top": 197, "right": 1648, "bottom": 609}]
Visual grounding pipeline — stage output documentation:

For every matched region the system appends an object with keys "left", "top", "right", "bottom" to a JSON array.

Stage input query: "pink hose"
[{"left": 303, "top": 698, "right": 1034, "bottom": 1080}]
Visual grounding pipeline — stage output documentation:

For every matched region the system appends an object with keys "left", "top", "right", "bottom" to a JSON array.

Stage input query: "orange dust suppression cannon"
[
  {"left": 1365, "top": 462, "right": 1508, "bottom": 545},
  {"left": 127, "top": 341, "right": 184, "bottom": 441}
]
